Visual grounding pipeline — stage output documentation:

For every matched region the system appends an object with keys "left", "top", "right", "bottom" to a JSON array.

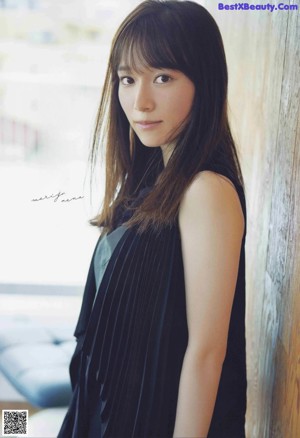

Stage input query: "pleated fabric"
[{"left": 57, "top": 172, "right": 247, "bottom": 438}]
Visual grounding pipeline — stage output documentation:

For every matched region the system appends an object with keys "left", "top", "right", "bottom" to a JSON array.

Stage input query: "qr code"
[{"left": 2, "top": 410, "right": 28, "bottom": 436}]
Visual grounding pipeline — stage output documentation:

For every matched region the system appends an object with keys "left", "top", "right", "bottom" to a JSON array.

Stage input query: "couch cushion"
[
  {"left": 0, "top": 316, "right": 76, "bottom": 408},
  {"left": 0, "top": 317, "right": 52, "bottom": 352}
]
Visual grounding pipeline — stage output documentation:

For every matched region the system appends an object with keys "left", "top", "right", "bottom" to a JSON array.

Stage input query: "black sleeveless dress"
[{"left": 57, "top": 171, "right": 247, "bottom": 438}]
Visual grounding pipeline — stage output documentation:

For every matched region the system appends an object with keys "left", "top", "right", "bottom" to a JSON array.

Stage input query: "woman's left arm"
[{"left": 173, "top": 171, "right": 245, "bottom": 438}]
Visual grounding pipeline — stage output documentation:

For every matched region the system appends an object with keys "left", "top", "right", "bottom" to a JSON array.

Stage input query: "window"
[{"left": 0, "top": 0, "right": 140, "bottom": 318}]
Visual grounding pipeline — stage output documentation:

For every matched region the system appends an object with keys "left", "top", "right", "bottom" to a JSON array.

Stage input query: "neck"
[{"left": 160, "top": 142, "right": 175, "bottom": 167}]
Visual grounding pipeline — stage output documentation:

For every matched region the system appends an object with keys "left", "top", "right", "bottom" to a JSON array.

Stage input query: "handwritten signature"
[{"left": 31, "top": 191, "right": 84, "bottom": 203}]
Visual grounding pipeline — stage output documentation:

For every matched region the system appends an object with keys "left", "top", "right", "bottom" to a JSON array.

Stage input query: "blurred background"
[
  {"left": 0, "top": 0, "right": 142, "bottom": 291},
  {"left": 0, "top": 0, "right": 141, "bottom": 435}
]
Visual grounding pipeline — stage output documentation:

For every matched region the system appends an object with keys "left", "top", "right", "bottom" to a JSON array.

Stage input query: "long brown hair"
[{"left": 88, "top": 0, "right": 244, "bottom": 236}]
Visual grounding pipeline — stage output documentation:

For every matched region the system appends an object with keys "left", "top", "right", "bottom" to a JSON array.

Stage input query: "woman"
[{"left": 58, "top": 1, "right": 247, "bottom": 437}]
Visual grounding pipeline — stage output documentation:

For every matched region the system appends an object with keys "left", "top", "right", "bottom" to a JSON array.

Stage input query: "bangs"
[{"left": 111, "top": 12, "right": 190, "bottom": 76}]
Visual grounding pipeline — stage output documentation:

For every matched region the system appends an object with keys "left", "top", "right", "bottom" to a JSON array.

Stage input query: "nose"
[{"left": 133, "top": 83, "right": 154, "bottom": 112}]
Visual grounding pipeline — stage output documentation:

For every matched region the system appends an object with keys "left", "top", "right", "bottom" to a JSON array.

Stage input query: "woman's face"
[{"left": 117, "top": 60, "right": 195, "bottom": 162}]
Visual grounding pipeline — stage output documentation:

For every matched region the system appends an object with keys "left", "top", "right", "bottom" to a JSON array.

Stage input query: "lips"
[
  {"left": 134, "top": 121, "right": 162, "bottom": 130},
  {"left": 135, "top": 120, "right": 162, "bottom": 125}
]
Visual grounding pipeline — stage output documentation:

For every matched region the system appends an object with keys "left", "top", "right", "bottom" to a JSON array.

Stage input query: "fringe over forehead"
[{"left": 110, "top": 1, "right": 199, "bottom": 80}]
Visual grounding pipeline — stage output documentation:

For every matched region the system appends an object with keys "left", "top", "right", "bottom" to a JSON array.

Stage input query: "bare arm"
[{"left": 173, "top": 171, "right": 245, "bottom": 437}]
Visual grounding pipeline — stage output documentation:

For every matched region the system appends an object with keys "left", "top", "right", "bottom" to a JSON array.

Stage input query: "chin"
[
  {"left": 135, "top": 136, "right": 162, "bottom": 148},
  {"left": 136, "top": 136, "right": 172, "bottom": 149}
]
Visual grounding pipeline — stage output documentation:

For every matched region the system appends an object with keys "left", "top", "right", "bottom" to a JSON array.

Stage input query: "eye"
[
  {"left": 119, "top": 76, "right": 134, "bottom": 85},
  {"left": 155, "top": 74, "right": 172, "bottom": 84}
]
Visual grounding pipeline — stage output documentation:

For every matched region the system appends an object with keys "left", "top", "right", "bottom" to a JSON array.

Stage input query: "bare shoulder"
[{"left": 178, "top": 170, "right": 245, "bottom": 238}]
